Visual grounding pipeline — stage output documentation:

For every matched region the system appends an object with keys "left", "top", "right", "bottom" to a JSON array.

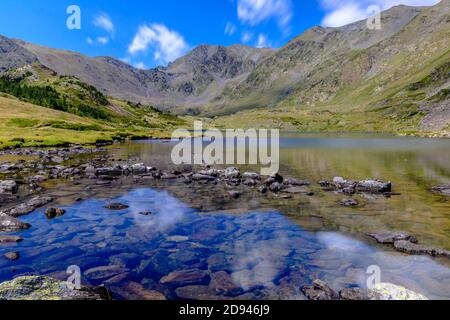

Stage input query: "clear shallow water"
[
  {"left": 1, "top": 188, "right": 449, "bottom": 299},
  {"left": 1, "top": 133, "right": 449, "bottom": 299}
]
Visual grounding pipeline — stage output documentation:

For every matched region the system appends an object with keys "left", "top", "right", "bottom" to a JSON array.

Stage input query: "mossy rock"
[{"left": 0, "top": 276, "right": 110, "bottom": 300}]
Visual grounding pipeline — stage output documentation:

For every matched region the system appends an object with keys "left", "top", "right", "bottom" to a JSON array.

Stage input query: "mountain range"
[{"left": 0, "top": 0, "right": 449, "bottom": 137}]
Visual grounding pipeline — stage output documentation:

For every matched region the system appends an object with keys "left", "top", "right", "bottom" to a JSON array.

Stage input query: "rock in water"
[
  {"left": 0, "top": 180, "right": 18, "bottom": 194},
  {"left": 0, "top": 235, "right": 23, "bottom": 243},
  {"left": 1, "top": 196, "right": 53, "bottom": 217},
  {"left": 160, "top": 269, "right": 210, "bottom": 287},
  {"left": 367, "top": 232, "right": 416, "bottom": 244},
  {"left": 0, "top": 276, "right": 110, "bottom": 300},
  {"left": 394, "top": 240, "right": 450, "bottom": 258},
  {"left": 340, "top": 198, "right": 359, "bottom": 207},
  {"left": 104, "top": 203, "right": 129, "bottom": 210},
  {"left": 45, "top": 208, "right": 66, "bottom": 219},
  {"left": 0, "top": 212, "right": 31, "bottom": 232},
  {"left": 356, "top": 179, "right": 392, "bottom": 193},
  {"left": 4, "top": 252, "right": 20, "bottom": 261},
  {"left": 431, "top": 185, "right": 450, "bottom": 196},
  {"left": 301, "top": 280, "right": 339, "bottom": 300},
  {"left": 371, "top": 283, "right": 428, "bottom": 300}
]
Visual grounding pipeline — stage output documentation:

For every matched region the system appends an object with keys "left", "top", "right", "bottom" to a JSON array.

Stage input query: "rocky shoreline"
[{"left": 0, "top": 144, "right": 449, "bottom": 300}]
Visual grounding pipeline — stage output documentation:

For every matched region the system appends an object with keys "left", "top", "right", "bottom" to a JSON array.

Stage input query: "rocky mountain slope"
[{"left": 0, "top": 1, "right": 448, "bottom": 136}]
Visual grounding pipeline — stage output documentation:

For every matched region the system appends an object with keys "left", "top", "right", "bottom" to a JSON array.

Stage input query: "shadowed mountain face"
[{"left": 0, "top": 1, "right": 448, "bottom": 133}]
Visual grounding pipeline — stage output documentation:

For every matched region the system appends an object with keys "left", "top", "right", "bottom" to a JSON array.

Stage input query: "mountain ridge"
[{"left": 0, "top": 1, "right": 449, "bottom": 136}]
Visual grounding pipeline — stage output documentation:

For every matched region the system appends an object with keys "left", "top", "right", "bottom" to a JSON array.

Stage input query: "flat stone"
[
  {"left": 283, "top": 186, "right": 309, "bottom": 194},
  {"left": 357, "top": 179, "right": 392, "bottom": 193},
  {"left": 1, "top": 196, "right": 53, "bottom": 217},
  {"left": 0, "top": 180, "right": 18, "bottom": 194},
  {"left": 210, "top": 271, "right": 242, "bottom": 296},
  {"left": 104, "top": 203, "right": 129, "bottom": 210},
  {"left": 339, "top": 288, "right": 373, "bottom": 300},
  {"left": 160, "top": 269, "right": 210, "bottom": 287},
  {"left": 340, "top": 198, "right": 359, "bottom": 207},
  {"left": 0, "top": 276, "right": 110, "bottom": 300},
  {"left": 227, "top": 190, "right": 242, "bottom": 199},
  {"left": 394, "top": 240, "right": 450, "bottom": 258},
  {"left": 367, "top": 232, "right": 416, "bottom": 244},
  {"left": 167, "top": 236, "right": 189, "bottom": 242},
  {"left": 371, "top": 283, "right": 428, "bottom": 300},
  {"left": 431, "top": 185, "right": 450, "bottom": 196},
  {"left": 0, "top": 235, "right": 23, "bottom": 243},
  {"left": 0, "top": 212, "right": 31, "bottom": 232},
  {"left": 284, "top": 178, "right": 310, "bottom": 186}
]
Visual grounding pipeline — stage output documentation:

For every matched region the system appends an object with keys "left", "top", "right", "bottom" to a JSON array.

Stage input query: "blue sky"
[{"left": 0, "top": 0, "right": 440, "bottom": 69}]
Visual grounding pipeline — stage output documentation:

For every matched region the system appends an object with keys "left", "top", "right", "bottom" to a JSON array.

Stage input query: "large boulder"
[
  {"left": 0, "top": 180, "right": 18, "bottom": 194},
  {"left": 0, "top": 276, "right": 110, "bottom": 300}
]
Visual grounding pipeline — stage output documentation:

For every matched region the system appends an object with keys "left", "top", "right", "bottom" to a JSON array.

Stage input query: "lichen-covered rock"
[
  {"left": 0, "top": 276, "right": 110, "bottom": 300},
  {"left": 357, "top": 179, "right": 392, "bottom": 193},
  {"left": 371, "top": 283, "right": 428, "bottom": 300},
  {"left": 0, "top": 180, "right": 18, "bottom": 194}
]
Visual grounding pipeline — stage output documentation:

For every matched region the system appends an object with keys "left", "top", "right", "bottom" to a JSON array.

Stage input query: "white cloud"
[
  {"left": 86, "top": 37, "right": 94, "bottom": 45},
  {"left": 320, "top": 0, "right": 441, "bottom": 27},
  {"left": 241, "top": 31, "right": 253, "bottom": 43},
  {"left": 134, "top": 61, "right": 148, "bottom": 70},
  {"left": 256, "top": 34, "right": 271, "bottom": 48},
  {"left": 93, "top": 13, "right": 114, "bottom": 34},
  {"left": 237, "top": 0, "right": 293, "bottom": 35},
  {"left": 128, "top": 23, "right": 189, "bottom": 65},
  {"left": 225, "top": 21, "right": 237, "bottom": 36}
]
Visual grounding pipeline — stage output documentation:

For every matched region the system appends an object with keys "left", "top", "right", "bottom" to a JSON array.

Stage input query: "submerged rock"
[
  {"left": 85, "top": 265, "right": 130, "bottom": 281},
  {"left": 1, "top": 196, "right": 53, "bottom": 218},
  {"left": 394, "top": 240, "right": 450, "bottom": 258},
  {"left": 0, "top": 212, "right": 31, "bottom": 232},
  {"left": 0, "top": 235, "right": 23, "bottom": 243},
  {"left": 371, "top": 283, "right": 428, "bottom": 300},
  {"left": 104, "top": 203, "right": 129, "bottom": 210},
  {"left": 301, "top": 279, "right": 339, "bottom": 300},
  {"left": 211, "top": 271, "right": 242, "bottom": 296},
  {"left": 0, "top": 276, "right": 110, "bottom": 300},
  {"left": 357, "top": 179, "right": 392, "bottom": 193},
  {"left": 367, "top": 232, "right": 417, "bottom": 244},
  {"left": 175, "top": 285, "right": 222, "bottom": 300},
  {"left": 4, "top": 252, "right": 20, "bottom": 261},
  {"left": 44, "top": 208, "right": 66, "bottom": 220},
  {"left": 159, "top": 269, "right": 210, "bottom": 287},
  {"left": 112, "top": 282, "right": 167, "bottom": 300}
]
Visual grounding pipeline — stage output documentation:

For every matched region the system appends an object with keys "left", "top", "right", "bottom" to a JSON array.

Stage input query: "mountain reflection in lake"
[{"left": 1, "top": 188, "right": 449, "bottom": 300}]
